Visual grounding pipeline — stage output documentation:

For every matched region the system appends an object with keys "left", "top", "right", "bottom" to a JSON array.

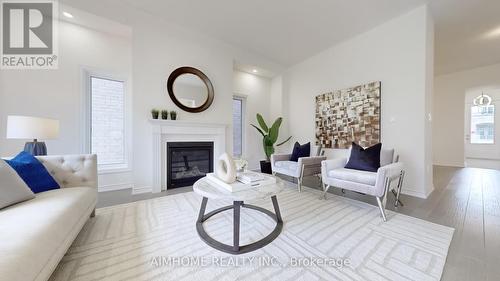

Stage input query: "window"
[
  {"left": 89, "top": 76, "right": 128, "bottom": 170},
  {"left": 232, "top": 97, "right": 244, "bottom": 157},
  {"left": 470, "top": 105, "right": 495, "bottom": 144}
]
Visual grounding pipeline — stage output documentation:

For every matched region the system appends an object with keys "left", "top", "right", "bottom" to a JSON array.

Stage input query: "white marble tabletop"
[{"left": 193, "top": 176, "right": 285, "bottom": 201}]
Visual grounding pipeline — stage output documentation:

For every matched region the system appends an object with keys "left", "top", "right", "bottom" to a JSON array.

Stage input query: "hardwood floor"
[{"left": 97, "top": 166, "right": 500, "bottom": 281}]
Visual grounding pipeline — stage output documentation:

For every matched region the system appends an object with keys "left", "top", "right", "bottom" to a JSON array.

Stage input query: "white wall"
[
  {"left": 434, "top": 62, "right": 500, "bottom": 167},
  {"left": 0, "top": 4, "right": 282, "bottom": 193},
  {"left": 129, "top": 17, "right": 283, "bottom": 192},
  {"left": 59, "top": 2, "right": 283, "bottom": 192},
  {"left": 233, "top": 70, "right": 273, "bottom": 169},
  {"left": 0, "top": 17, "right": 134, "bottom": 192},
  {"left": 278, "top": 6, "right": 435, "bottom": 198}
]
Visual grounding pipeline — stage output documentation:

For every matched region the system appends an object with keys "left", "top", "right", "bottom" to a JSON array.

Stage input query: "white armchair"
[
  {"left": 321, "top": 148, "right": 405, "bottom": 221},
  {"left": 271, "top": 149, "right": 326, "bottom": 192}
]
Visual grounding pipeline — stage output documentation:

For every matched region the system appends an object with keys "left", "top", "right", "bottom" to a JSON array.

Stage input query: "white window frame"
[
  {"left": 470, "top": 104, "right": 495, "bottom": 145},
  {"left": 82, "top": 68, "right": 131, "bottom": 173},
  {"left": 232, "top": 95, "right": 246, "bottom": 158}
]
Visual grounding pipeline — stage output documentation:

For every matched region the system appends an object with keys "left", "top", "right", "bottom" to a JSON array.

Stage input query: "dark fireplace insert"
[{"left": 167, "top": 142, "right": 214, "bottom": 189}]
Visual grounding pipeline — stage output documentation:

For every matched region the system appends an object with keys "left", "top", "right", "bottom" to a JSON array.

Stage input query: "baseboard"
[
  {"left": 132, "top": 186, "right": 152, "bottom": 194},
  {"left": 433, "top": 162, "right": 464, "bottom": 168},
  {"left": 98, "top": 182, "right": 133, "bottom": 192},
  {"left": 401, "top": 184, "right": 434, "bottom": 199}
]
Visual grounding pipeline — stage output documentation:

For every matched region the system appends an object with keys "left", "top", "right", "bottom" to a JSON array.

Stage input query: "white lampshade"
[{"left": 6, "top": 115, "right": 59, "bottom": 140}]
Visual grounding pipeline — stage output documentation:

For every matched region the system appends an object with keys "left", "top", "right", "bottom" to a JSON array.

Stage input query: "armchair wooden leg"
[
  {"left": 376, "top": 197, "right": 387, "bottom": 222},
  {"left": 297, "top": 177, "right": 302, "bottom": 192}
]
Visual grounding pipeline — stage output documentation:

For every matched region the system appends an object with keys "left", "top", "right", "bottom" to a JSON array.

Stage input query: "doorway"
[{"left": 464, "top": 89, "right": 500, "bottom": 169}]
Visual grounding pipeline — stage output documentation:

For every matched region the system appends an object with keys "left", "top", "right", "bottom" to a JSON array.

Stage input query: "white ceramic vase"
[{"left": 216, "top": 153, "right": 237, "bottom": 183}]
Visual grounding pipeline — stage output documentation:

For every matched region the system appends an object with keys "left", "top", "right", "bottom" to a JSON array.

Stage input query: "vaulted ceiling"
[{"left": 62, "top": 0, "right": 500, "bottom": 75}]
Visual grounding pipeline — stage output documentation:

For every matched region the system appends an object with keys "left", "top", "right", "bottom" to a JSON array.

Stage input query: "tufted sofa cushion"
[
  {"left": 0, "top": 154, "right": 97, "bottom": 281},
  {"left": 36, "top": 154, "right": 97, "bottom": 189}
]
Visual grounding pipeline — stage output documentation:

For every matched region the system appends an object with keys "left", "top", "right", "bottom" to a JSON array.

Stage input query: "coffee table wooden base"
[{"left": 196, "top": 195, "right": 283, "bottom": 255}]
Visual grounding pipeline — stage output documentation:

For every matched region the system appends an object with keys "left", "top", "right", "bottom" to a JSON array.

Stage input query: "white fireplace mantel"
[{"left": 150, "top": 119, "right": 227, "bottom": 193}]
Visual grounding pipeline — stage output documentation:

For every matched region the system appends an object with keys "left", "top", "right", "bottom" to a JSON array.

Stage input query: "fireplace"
[{"left": 167, "top": 142, "right": 214, "bottom": 189}]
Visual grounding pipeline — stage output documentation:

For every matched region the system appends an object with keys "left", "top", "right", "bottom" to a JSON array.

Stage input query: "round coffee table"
[{"left": 193, "top": 176, "right": 284, "bottom": 255}]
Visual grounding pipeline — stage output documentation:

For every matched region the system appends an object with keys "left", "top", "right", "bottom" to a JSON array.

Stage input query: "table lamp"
[{"left": 6, "top": 115, "right": 60, "bottom": 156}]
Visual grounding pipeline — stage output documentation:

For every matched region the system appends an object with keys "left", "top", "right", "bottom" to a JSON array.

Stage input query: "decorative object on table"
[
  {"left": 194, "top": 175, "right": 284, "bottom": 254},
  {"left": 170, "top": 110, "right": 177, "bottom": 120},
  {"left": 215, "top": 153, "right": 236, "bottom": 183},
  {"left": 6, "top": 115, "right": 59, "bottom": 156},
  {"left": 236, "top": 170, "right": 276, "bottom": 185},
  {"left": 167, "top": 66, "right": 214, "bottom": 113},
  {"left": 206, "top": 171, "right": 276, "bottom": 192},
  {"left": 321, "top": 144, "right": 405, "bottom": 221},
  {"left": 160, "top": 110, "right": 169, "bottom": 120},
  {"left": 315, "top": 81, "right": 381, "bottom": 149},
  {"left": 0, "top": 159, "right": 35, "bottom": 209},
  {"left": 234, "top": 158, "right": 248, "bottom": 172},
  {"left": 271, "top": 145, "right": 326, "bottom": 192},
  {"left": 151, "top": 109, "right": 159, "bottom": 119},
  {"left": 251, "top": 113, "right": 291, "bottom": 174},
  {"left": 290, "top": 142, "right": 311, "bottom": 162},
  {"left": 345, "top": 142, "right": 382, "bottom": 172},
  {"left": 5, "top": 151, "right": 60, "bottom": 193}
]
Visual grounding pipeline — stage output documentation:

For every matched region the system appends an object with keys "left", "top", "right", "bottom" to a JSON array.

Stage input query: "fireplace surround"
[{"left": 150, "top": 119, "right": 227, "bottom": 193}]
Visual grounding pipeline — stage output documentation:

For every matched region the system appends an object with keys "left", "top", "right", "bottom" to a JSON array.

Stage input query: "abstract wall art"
[{"left": 315, "top": 81, "right": 381, "bottom": 149}]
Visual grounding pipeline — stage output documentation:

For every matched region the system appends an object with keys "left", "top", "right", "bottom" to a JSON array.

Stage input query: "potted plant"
[
  {"left": 170, "top": 111, "right": 177, "bottom": 120},
  {"left": 251, "top": 114, "right": 291, "bottom": 174},
  {"left": 161, "top": 110, "right": 169, "bottom": 120},
  {"left": 151, "top": 109, "right": 159, "bottom": 119}
]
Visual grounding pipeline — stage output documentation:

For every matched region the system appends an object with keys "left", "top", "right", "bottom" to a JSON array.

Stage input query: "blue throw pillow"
[
  {"left": 290, "top": 142, "right": 311, "bottom": 162},
  {"left": 6, "top": 151, "right": 60, "bottom": 193},
  {"left": 345, "top": 142, "right": 382, "bottom": 172}
]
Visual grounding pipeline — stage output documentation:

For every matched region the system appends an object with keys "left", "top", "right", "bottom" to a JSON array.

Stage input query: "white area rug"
[{"left": 50, "top": 186, "right": 454, "bottom": 281}]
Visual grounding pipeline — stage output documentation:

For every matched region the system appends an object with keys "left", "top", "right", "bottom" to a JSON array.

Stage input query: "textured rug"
[{"left": 50, "top": 186, "right": 454, "bottom": 281}]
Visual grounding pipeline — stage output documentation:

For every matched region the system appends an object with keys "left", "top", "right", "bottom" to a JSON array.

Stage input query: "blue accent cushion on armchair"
[
  {"left": 345, "top": 142, "right": 382, "bottom": 172},
  {"left": 290, "top": 142, "right": 311, "bottom": 162},
  {"left": 6, "top": 151, "right": 60, "bottom": 193}
]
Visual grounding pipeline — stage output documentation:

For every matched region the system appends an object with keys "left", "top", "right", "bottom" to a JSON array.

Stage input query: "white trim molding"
[
  {"left": 402, "top": 184, "right": 435, "bottom": 199},
  {"left": 149, "top": 119, "right": 227, "bottom": 193},
  {"left": 80, "top": 67, "right": 133, "bottom": 174},
  {"left": 132, "top": 186, "right": 153, "bottom": 194},
  {"left": 99, "top": 182, "right": 133, "bottom": 192}
]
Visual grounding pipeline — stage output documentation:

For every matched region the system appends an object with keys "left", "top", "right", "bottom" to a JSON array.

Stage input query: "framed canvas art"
[{"left": 315, "top": 81, "right": 381, "bottom": 149}]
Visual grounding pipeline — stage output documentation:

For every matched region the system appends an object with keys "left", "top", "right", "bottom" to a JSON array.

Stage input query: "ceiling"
[
  {"left": 430, "top": 0, "right": 500, "bottom": 75},
  {"left": 62, "top": 0, "right": 500, "bottom": 75},
  {"left": 119, "top": 0, "right": 427, "bottom": 66}
]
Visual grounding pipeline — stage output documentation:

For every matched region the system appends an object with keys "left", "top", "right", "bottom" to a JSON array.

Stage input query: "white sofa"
[{"left": 0, "top": 154, "right": 97, "bottom": 281}]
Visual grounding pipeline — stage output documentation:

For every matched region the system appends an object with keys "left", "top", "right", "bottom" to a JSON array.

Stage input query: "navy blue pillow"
[
  {"left": 290, "top": 142, "right": 311, "bottom": 162},
  {"left": 6, "top": 151, "right": 60, "bottom": 193},
  {"left": 345, "top": 142, "right": 382, "bottom": 172}
]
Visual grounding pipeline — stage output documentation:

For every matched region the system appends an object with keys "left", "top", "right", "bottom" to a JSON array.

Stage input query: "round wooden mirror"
[{"left": 167, "top": 67, "right": 214, "bottom": 113}]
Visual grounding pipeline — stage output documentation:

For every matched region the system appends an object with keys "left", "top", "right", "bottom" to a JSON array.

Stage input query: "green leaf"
[
  {"left": 251, "top": 124, "right": 265, "bottom": 137},
  {"left": 256, "top": 114, "right": 269, "bottom": 133},
  {"left": 276, "top": 136, "right": 292, "bottom": 146},
  {"left": 268, "top": 117, "right": 282, "bottom": 144}
]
